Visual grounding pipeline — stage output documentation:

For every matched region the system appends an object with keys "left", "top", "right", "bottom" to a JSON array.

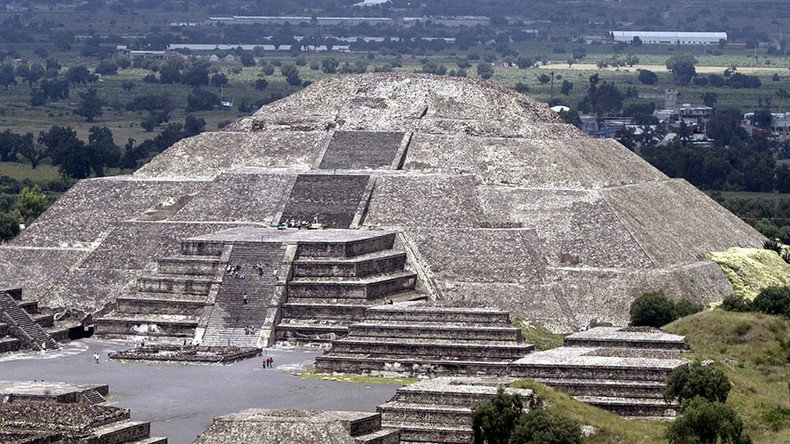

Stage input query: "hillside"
[{"left": 512, "top": 310, "right": 789, "bottom": 443}]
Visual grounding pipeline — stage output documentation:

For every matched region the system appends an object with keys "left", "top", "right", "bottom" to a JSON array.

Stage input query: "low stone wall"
[{"left": 109, "top": 345, "right": 260, "bottom": 364}]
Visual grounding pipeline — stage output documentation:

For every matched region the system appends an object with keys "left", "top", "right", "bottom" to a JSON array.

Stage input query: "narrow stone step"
[
  {"left": 353, "top": 428, "right": 400, "bottom": 444},
  {"left": 293, "top": 250, "right": 407, "bottom": 278},
  {"left": 534, "top": 377, "right": 667, "bottom": 399},
  {"left": 116, "top": 297, "right": 207, "bottom": 316},
  {"left": 88, "top": 420, "right": 150, "bottom": 444},
  {"left": 378, "top": 401, "right": 472, "bottom": 427},
  {"left": 348, "top": 323, "right": 522, "bottom": 341},
  {"left": 82, "top": 390, "right": 106, "bottom": 404},
  {"left": 328, "top": 338, "right": 533, "bottom": 360},
  {"left": 138, "top": 275, "right": 216, "bottom": 296},
  {"left": 315, "top": 354, "right": 515, "bottom": 376},
  {"left": 573, "top": 395, "right": 680, "bottom": 417},
  {"left": 126, "top": 438, "right": 167, "bottom": 444},
  {"left": 365, "top": 306, "right": 510, "bottom": 324},
  {"left": 380, "top": 423, "right": 471, "bottom": 444}
]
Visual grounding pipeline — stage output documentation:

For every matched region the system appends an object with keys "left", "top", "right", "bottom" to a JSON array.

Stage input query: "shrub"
[
  {"left": 665, "top": 362, "right": 731, "bottom": 405},
  {"left": 752, "top": 286, "right": 790, "bottom": 317},
  {"left": 638, "top": 69, "right": 658, "bottom": 85},
  {"left": 0, "top": 212, "right": 20, "bottom": 241},
  {"left": 673, "top": 299, "right": 704, "bottom": 318},
  {"left": 630, "top": 291, "right": 676, "bottom": 327},
  {"left": 472, "top": 388, "right": 522, "bottom": 444},
  {"left": 509, "top": 409, "right": 582, "bottom": 444},
  {"left": 666, "top": 397, "right": 751, "bottom": 444},
  {"left": 721, "top": 294, "right": 753, "bottom": 312}
]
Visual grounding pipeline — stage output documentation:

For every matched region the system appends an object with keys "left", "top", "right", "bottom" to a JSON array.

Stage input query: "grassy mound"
[
  {"left": 665, "top": 310, "right": 790, "bottom": 444},
  {"left": 511, "top": 317, "right": 564, "bottom": 351},
  {"left": 708, "top": 247, "right": 790, "bottom": 299}
]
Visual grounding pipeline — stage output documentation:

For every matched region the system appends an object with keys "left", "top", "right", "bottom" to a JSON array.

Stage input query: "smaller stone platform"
[
  {"left": 315, "top": 303, "right": 534, "bottom": 377},
  {"left": 378, "top": 377, "right": 539, "bottom": 444},
  {"left": 194, "top": 409, "right": 399, "bottom": 444},
  {"left": 0, "top": 381, "right": 167, "bottom": 443},
  {"left": 109, "top": 345, "right": 260, "bottom": 364},
  {"left": 511, "top": 326, "right": 686, "bottom": 418},
  {"left": 0, "top": 380, "right": 108, "bottom": 404}
]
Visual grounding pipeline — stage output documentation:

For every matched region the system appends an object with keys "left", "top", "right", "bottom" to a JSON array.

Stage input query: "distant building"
[
  {"left": 402, "top": 16, "right": 490, "bottom": 27},
  {"left": 743, "top": 112, "right": 790, "bottom": 139},
  {"left": 678, "top": 104, "right": 714, "bottom": 126},
  {"left": 207, "top": 16, "right": 393, "bottom": 26},
  {"left": 611, "top": 31, "right": 727, "bottom": 45},
  {"left": 117, "top": 47, "right": 182, "bottom": 60}
]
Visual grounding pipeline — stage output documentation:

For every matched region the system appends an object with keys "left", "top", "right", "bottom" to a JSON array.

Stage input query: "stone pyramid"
[{"left": 0, "top": 73, "right": 763, "bottom": 331}]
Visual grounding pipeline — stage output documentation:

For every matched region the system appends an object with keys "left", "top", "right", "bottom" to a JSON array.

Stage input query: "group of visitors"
[
  {"left": 226, "top": 264, "right": 246, "bottom": 280},
  {"left": 262, "top": 356, "right": 274, "bottom": 368},
  {"left": 243, "top": 325, "right": 256, "bottom": 335},
  {"left": 276, "top": 213, "right": 322, "bottom": 230}
]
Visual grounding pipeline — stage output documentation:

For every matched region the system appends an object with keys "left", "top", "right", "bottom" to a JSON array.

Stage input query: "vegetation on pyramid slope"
[{"left": 708, "top": 248, "right": 790, "bottom": 299}]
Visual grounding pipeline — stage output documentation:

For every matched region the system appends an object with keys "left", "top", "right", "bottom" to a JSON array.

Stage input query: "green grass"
[
  {"left": 0, "top": 161, "right": 61, "bottom": 182},
  {"left": 296, "top": 371, "right": 418, "bottom": 385},
  {"left": 511, "top": 317, "right": 564, "bottom": 351},
  {"left": 510, "top": 379, "right": 668, "bottom": 443},
  {"left": 665, "top": 310, "right": 790, "bottom": 443},
  {"left": 707, "top": 248, "right": 790, "bottom": 299}
]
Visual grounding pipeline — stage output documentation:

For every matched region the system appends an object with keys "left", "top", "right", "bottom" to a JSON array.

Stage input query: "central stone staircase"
[
  {"left": 377, "top": 377, "right": 538, "bottom": 444},
  {"left": 315, "top": 305, "right": 534, "bottom": 376},
  {"left": 201, "top": 243, "right": 285, "bottom": 347},
  {"left": 276, "top": 232, "right": 424, "bottom": 344},
  {"left": 95, "top": 240, "right": 229, "bottom": 341},
  {"left": 0, "top": 289, "right": 59, "bottom": 352}
]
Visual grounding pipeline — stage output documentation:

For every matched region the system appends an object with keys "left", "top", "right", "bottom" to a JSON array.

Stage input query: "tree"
[
  {"left": 516, "top": 55, "right": 533, "bottom": 69},
  {"left": 321, "top": 58, "right": 339, "bottom": 74},
  {"left": 254, "top": 78, "right": 269, "bottom": 91},
  {"left": 186, "top": 87, "right": 220, "bottom": 111},
  {"left": 673, "top": 299, "right": 703, "bottom": 318},
  {"left": 17, "top": 63, "right": 44, "bottom": 87},
  {"left": 558, "top": 109, "right": 581, "bottom": 126},
  {"left": 39, "top": 126, "right": 91, "bottom": 179},
  {"left": 560, "top": 80, "right": 573, "bottom": 96},
  {"left": 721, "top": 294, "right": 753, "bottom": 313},
  {"left": 665, "top": 362, "right": 731, "bottom": 405},
  {"left": 631, "top": 36, "right": 643, "bottom": 47},
  {"left": 537, "top": 73, "right": 551, "bottom": 85},
  {"left": 74, "top": 87, "right": 103, "bottom": 122},
  {"left": 666, "top": 397, "right": 751, "bottom": 444},
  {"left": 14, "top": 185, "right": 48, "bottom": 225},
  {"left": 477, "top": 63, "right": 494, "bottom": 79},
  {"left": 666, "top": 55, "right": 697, "bottom": 86},
  {"left": 638, "top": 69, "right": 658, "bottom": 85},
  {"left": 65, "top": 65, "right": 91, "bottom": 85},
  {"left": 0, "top": 64, "right": 16, "bottom": 90},
  {"left": 472, "top": 388, "right": 523, "bottom": 444},
  {"left": 239, "top": 52, "right": 256, "bottom": 67},
  {"left": 95, "top": 60, "right": 118, "bottom": 75},
  {"left": 280, "top": 64, "right": 301, "bottom": 86},
  {"left": 86, "top": 126, "right": 120, "bottom": 176},
  {"left": 509, "top": 409, "right": 582, "bottom": 444},
  {"left": 579, "top": 75, "right": 624, "bottom": 116},
  {"left": 0, "top": 212, "right": 20, "bottom": 241},
  {"left": 181, "top": 59, "right": 210, "bottom": 87},
  {"left": 210, "top": 73, "right": 228, "bottom": 87},
  {"left": 13, "top": 132, "right": 46, "bottom": 169},
  {"left": 630, "top": 290, "right": 676, "bottom": 327},
  {"left": 701, "top": 92, "right": 718, "bottom": 107},
  {"left": 159, "top": 59, "right": 183, "bottom": 84},
  {"left": 752, "top": 286, "right": 790, "bottom": 317},
  {"left": 184, "top": 115, "right": 206, "bottom": 137}
]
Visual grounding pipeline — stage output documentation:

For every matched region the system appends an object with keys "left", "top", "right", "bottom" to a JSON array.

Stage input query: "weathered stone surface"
[
  {"left": 194, "top": 409, "right": 398, "bottom": 444},
  {"left": 0, "top": 73, "right": 764, "bottom": 331}
]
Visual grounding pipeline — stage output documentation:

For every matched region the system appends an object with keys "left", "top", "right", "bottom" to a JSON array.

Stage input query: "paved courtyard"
[{"left": 0, "top": 338, "right": 400, "bottom": 444}]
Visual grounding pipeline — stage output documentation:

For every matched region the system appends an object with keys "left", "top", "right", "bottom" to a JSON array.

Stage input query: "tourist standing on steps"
[
  {"left": 243, "top": 293, "right": 248, "bottom": 305},
  {"left": 93, "top": 352, "right": 100, "bottom": 364}
]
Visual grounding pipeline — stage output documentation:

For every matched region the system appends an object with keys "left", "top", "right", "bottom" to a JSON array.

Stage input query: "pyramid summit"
[{"left": 0, "top": 73, "right": 763, "bottom": 331}]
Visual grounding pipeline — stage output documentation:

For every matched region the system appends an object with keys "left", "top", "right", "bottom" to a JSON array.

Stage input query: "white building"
[{"left": 611, "top": 31, "right": 727, "bottom": 45}]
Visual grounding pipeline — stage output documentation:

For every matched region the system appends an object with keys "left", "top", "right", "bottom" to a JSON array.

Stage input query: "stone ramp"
[
  {"left": 193, "top": 409, "right": 398, "bottom": 444},
  {"left": 378, "top": 377, "right": 538, "bottom": 444},
  {"left": 278, "top": 173, "right": 371, "bottom": 228},
  {"left": 511, "top": 326, "right": 685, "bottom": 417},
  {"left": 0, "top": 289, "right": 58, "bottom": 351},
  {"left": 319, "top": 131, "right": 408, "bottom": 170},
  {"left": 201, "top": 243, "right": 285, "bottom": 347},
  {"left": 315, "top": 305, "right": 534, "bottom": 376}
]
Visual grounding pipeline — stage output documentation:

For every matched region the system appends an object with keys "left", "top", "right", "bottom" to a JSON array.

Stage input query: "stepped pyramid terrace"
[{"left": 0, "top": 73, "right": 768, "bottom": 441}]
